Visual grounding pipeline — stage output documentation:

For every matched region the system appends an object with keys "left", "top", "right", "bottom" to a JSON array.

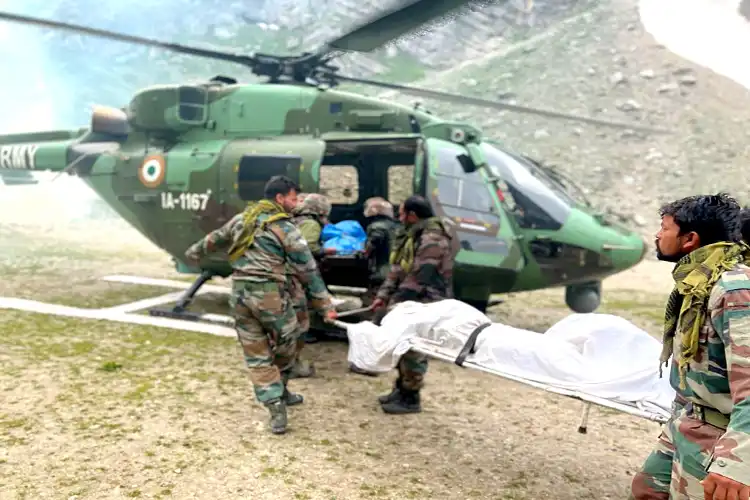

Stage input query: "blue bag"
[{"left": 321, "top": 220, "right": 367, "bottom": 255}]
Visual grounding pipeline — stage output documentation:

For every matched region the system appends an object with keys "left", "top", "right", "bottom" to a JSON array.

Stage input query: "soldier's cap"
[
  {"left": 364, "top": 197, "right": 394, "bottom": 218},
  {"left": 295, "top": 192, "right": 332, "bottom": 218}
]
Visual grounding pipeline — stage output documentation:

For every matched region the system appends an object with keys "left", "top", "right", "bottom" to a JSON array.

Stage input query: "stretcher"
[
  {"left": 332, "top": 299, "right": 675, "bottom": 433},
  {"left": 333, "top": 317, "right": 670, "bottom": 432},
  {"left": 0, "top": 275, "right": 673, "bottom": 433}
]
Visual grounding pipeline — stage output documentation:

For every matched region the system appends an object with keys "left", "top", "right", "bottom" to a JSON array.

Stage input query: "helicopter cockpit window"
[
  {"left": 433, "top": 145, "right": 499, "bottom": 224},
  {"left": 177, "top": 86, "right": 208, "bottom": 124},
  {"left": 481, "top": 143, "right": 572, "bottom": 230}
]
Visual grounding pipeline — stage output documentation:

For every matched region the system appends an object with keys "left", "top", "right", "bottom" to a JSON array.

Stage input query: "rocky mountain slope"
[
  {"left": 4, "top": 0, "right": 750, "bottom": 248},
  {"left": 4, "top": 0, "right": 594, "bottom": 125},
  {"left": 355, "top": 0, "right": 750, "bottom": 244}
]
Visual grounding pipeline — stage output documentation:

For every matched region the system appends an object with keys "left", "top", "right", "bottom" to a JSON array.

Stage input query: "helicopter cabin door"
[
  {"left": 218, "top": 137, "right": 326, "bottom": 217},
  {"left": 423, "top": 137, "right": 523, "bottom": 302}
]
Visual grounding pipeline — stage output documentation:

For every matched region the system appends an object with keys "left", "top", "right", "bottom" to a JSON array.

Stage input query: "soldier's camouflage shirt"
[
  {"left": 365, "top": 216, "right": 399, "bottom": 283},
  {"left": 185, "top": 212, "right": 333, "bottom": 315},
  {"left": 376, "top": 219, "right": 457, "bottom": 305},
  {"left": 292, "top": 214, "right": 324, "bottom": 259},
  {"left": 676, "top": 263, "right": 750, "bottom": 484}
]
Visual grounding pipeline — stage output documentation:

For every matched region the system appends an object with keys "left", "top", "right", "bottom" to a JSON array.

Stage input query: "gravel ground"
[{"left": 0, "top": 210, "right": 675, "bottom": 500}]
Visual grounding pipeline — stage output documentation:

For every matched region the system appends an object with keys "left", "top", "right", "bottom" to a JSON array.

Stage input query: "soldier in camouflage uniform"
[
  {"left": 184, "top": 175, "right": 337, "bottom": 435},
  {"left": 370, "top": 195, "right": 459, "bottom": 414},
  {"left": 630, "top": 193, "right": 750, "bottom": 500},
  {"left": 361, "top": 197, "right": 399, "bottom": 308},
  {"left": 287, "top": 193, "right": 335, "bottom": 379}
]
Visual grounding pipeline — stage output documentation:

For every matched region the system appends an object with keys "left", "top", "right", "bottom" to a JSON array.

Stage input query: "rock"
[
  {"left": 673, "top": 67, "right": 694, "bottom": 76},
  {"left": 657, "top": 83, "right": 679, "bottom": 93},
  {"left": 463, "top": 78, "right": 478, "bottom": 87},
  {"left": 533, "top": 129, "right": 550, "bottom": 139},
  {"left": 678, "top": 74, "right": 697, "bottom": 86},
  {"left": 639, "top": 69, "right": 655, "bottom": 79},
  {"left": 610, "top": 72, "right": 628, "bottom": 85},
  {"left": 633, "top": 214, "right": 647, "bottom": 227},
  {"left": 616, "top": 99, "right": 641, "bottom": 112},
  {"left": 644, "top": 149, "right": 663, "bottom": 162}
]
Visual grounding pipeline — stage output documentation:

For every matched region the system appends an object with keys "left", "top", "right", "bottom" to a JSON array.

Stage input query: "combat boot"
[
  {"left": 377, "top": 378, "right": 402, "bottom": 405},
  {"left": 381, "top": 388, "right": 421, "bottom": 414},
  {"left": 264, "top": 399, "right": 288, "bottom": 434},
  {"left": 283, "top": 386, "right": 304, "bottom": 406}
]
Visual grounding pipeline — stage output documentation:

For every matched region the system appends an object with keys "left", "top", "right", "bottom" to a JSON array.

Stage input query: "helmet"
[
  {"left": 295, "top": 193, "right": 332, "bottom": 218},
  {"left": 363, "top": 197, "right": 394, "bottom": 218}
]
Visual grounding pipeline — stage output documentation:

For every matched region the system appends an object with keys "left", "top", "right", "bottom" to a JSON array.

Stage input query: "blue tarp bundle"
[{"left": 321, "top": 220, "right": 366, "bottom": 255}]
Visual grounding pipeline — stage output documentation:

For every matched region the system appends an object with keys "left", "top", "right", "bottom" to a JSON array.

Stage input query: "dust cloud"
[{"left": 0, "top": 174, "right": 161, "bottom": 255}]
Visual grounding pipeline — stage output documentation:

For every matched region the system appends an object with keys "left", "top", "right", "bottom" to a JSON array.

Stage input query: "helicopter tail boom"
[{"left": 0, "top": 129, "right": 88, "bottom": 173}]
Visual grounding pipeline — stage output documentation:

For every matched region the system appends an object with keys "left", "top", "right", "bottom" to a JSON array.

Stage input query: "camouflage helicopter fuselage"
[{"left": 0, "top": 78, "right": 647, "bottom": 312}]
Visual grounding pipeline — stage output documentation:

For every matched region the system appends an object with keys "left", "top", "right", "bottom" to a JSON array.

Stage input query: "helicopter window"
[
  {"left": 319, "top": 165, "right": 360, "bottom": 205},
  {"left": 481, "top": 143, "right": 572, "bottom": 230},
  {"left": 237, "top": 155, "right": 302, "bottom": 201},
  {"left": 433, "top": 145, "right": 499, "bottom": 224},
  {"left": 177, "top": 86, "right": 208, "bottom": 124},
  {"left": 388, "top": 165, "right": 413, "bottom": 206}
]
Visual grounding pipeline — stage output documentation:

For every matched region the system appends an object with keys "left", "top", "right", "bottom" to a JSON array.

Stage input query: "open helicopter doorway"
[{"left": 316, "top": 135, "right": 424, "bottom": 289}]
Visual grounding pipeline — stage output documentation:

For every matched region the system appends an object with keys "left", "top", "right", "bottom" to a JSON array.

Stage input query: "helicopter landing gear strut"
[{"left": 148, "top": 270, "right": 216, "bottom": 322}]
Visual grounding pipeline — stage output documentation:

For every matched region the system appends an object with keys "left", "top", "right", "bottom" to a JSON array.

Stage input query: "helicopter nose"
[{"left": 603, "top": 232, "right": 650, "bottom": 273}]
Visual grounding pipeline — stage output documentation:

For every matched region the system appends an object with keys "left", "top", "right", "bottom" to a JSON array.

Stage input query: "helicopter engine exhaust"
[{"left": 90, "top": 105, "right": 129, "bottom": 139}]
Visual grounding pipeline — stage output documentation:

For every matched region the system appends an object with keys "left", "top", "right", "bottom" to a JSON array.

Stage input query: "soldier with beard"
[
  {"left": 630, "top": 193, "right": 750, "bottom": 500},
  {"left": 184, "top": 175, "right": 337, "bottom": 435},
  {"left": 370, "top": 195, "right": 459, "bottom": 414}
]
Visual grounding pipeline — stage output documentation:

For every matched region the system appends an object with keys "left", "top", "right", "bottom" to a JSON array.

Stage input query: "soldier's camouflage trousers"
[
  {"left": 397, "top": 349, "right": 428, "bottom": 391},
  {"left": 287, "top": 275, "right": 311, "bottom": 357},
  {"left": 629, "top": 407, "right": 724, "bottom": 499},
  {"left": 229, "top": 279, "right": 301, "bottom": 403},
  {"left": 387, "top": 301, "right": 428, "bottom": 391}
]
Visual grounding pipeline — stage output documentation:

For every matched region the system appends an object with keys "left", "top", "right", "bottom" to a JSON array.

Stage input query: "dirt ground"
[{"left": 0, "top": 205, "right": 676, "bottom": 500}]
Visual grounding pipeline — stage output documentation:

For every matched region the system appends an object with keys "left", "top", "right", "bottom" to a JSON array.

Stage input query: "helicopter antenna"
[{"left": 0, "top": 1, "right": 672, "bottom": 134}]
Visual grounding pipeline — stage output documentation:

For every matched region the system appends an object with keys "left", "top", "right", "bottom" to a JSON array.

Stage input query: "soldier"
[
  {"left": 370, "top": 195, "right": 459, "bottom": 414},
  {"left": 287, "top": 193, "right": 335, "bottom": 379},
  {"left": 183, "top": 175, "right": 337, "bottom": 435},
  {"left": 630, "top": 193, "right": 750, "bottom": 500},
  {"left": 740, "top": 206, "right": 750, "bottom": 245},
  {"left": 361, "top": 197, "right": 399, "bottom": 309}
]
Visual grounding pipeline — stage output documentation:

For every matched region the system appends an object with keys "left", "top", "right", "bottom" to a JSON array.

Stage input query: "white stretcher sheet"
[{"left": 345, "top": 299, "right": 676, "bottom": 414}]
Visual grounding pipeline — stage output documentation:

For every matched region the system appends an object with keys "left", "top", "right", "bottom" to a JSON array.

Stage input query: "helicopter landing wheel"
[{"left": 565, "top": 282, "right": 601, "bottom": 314}]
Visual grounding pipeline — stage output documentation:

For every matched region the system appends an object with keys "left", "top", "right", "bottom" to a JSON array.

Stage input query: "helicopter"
[{"left": 0, "top": 0, "right": 663, "bottom": 335}]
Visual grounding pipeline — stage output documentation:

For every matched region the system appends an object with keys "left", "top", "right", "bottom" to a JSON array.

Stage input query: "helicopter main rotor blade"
[
  {"left": 317, "top": 0, "right": 481, "bottom": 55},
  {"left": 334, "top": 74, "right": 673, "bottom": 134},
  {"left": 0, "top": 12, "right": 258, "bottom": 67}
]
